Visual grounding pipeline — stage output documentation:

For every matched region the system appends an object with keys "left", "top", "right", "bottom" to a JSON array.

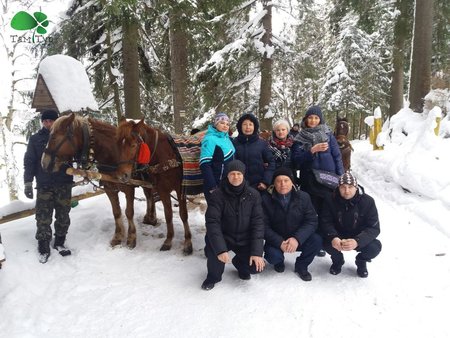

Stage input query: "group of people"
[
  {"left": 17, "top": 107, "right": 381, "bottom": 287},
  {"left": 199, "top": 106, "right": 382, "bottom": 290}
]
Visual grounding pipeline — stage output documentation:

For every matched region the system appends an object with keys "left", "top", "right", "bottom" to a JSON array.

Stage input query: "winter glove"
[{"left": 24, "top": 182, "right": 33, "bottom": 199}]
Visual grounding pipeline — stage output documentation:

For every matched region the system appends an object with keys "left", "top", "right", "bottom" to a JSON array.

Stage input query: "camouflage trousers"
[{"left": 35, "top": 184, "right": 72, "bottom": 241}]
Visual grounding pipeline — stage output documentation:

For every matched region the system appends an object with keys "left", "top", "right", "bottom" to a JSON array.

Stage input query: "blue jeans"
[{"left": 264, "top": 233, "right": 322, "bottom": 271}]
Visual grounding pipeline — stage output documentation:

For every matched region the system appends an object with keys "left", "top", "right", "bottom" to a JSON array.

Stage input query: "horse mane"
[
  {"left": 51, "top": 114, "right": 85, "bottom": 132},
  {"left": 116, "top": 120, "right": 136, "bottom": 144}
]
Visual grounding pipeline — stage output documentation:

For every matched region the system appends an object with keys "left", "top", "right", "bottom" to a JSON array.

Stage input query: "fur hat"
[
  {"left": 41, "top": 109, "right": 58, "bottom": 121},
  {"left": 227, "top": 160, "right": 246, "bottom": 175},
  {"left": 339, "top": 171, "right": 358, "bottom": 187},
  {"left": 272, "top": 166, "right": 294, "bottom": 184},
  {"left": 272, "top": 119, "right": 290, "bottom": 130},
  {"left": 304, "top": 105, "right": 323, "bottom": 122},
  {"left": 214, "top": 112, "right": 229, "bottom": 127},
  {"left": 236, "top": 113, "right": 260, "bottom": 135}
]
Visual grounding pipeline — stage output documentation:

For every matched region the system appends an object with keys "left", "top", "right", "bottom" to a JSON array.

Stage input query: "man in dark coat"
[
  {"left": 262, "top": 167, "right": 322, "bottom": 281},
  {"left": 320, "top": 172, "right": 382, "bottom": 278},
  {"left": 23, "top": 110, "right": 73, "bottom": 263},
  {"left": 233, "top": 113, "right": 275, "bottom": 191},
  {"left": 201, "top": 160, "right": 265, "bottom": 290}
]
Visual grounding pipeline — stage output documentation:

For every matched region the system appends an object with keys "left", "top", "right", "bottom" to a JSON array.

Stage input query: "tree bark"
[
  {"left": 258, "top": 1, "right": 273, "bottom": 131},
  {"left": 122, "top": 18, "right": 141, "bottom": 119},
  {"left": 408, "top": 0, "right": 434, "bottom": 113},
  {"left": 169, "top": 7, "right": 188, "bottom": 134},
  {"left": 388, "top": 0, "right": 410, "bottom": 117},
  {"left": 106, "top": 30, "right": 123, "bottom": 121}
]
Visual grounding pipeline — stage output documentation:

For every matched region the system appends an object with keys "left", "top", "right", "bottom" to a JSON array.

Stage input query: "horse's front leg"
[
  {"left": 177, "top": 191, "right": 192, "bottom": 255},
  {"left": 159, "top": 192, "right": 174, "bottom": 251},
  {"left": 124, "top": 187, "right": 137, "bottom": 249},
  {"left": 142, "top": 187, "right": 157, "bottom": 225},
  {"left": 104, "top": 187, "right": 124, "bottom": 247}
]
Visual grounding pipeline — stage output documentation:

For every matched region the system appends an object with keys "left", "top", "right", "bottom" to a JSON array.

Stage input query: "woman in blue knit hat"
[
  {"left": 292, "top": 107, "right": 343, "bottom": 218},
  {"left": 292, "top": 106, "right": 343, "bottom": 256},
  {"left": 200, "top": 112, "right": 235, "bottom": 202}
]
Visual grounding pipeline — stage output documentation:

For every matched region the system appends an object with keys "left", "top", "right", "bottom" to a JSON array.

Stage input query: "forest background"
[{"left": 0, "top": 0, "right": 449, "bottom": 203}]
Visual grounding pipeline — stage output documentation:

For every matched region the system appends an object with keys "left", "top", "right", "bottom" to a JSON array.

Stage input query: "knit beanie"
[
  {"left": 339, "top": 171, "right": 358, "bottom": 187},
  {"left": 272, "top": 166, "right": 294, "bottom": 184},
  {"left": 214, "top": 112, "right": 230, "bottom": 127},
  {"left": 227, "top": 160, "right": 246, "bottom": 175},
  {"left": 41, "top": 109, "right": 58, "bottom": 121},
  {"left": 304, "top": 105, "right": 323, "bottom": 122}
]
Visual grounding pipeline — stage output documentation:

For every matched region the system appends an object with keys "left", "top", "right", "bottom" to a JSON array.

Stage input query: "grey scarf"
[{"left": 295, "top": 124, "right": 331, "bottom": 151}]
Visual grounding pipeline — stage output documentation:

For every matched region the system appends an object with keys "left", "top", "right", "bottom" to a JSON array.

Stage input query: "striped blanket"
[{"left": 172, "top": 131, "right": 206, "bottom": 196}]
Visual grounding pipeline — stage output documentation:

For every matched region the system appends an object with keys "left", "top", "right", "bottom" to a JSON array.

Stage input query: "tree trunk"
[
  {"left": 122, "top": 18, "right": 141, "bottom": 119},
  {"left": 169, "top": 8, "right": 188, "bottom": 134},
  {"left": 106, "top": 30, "right": 123, "bottom": 121},
  {"left": 258, "top": 1, "right": 273, "bottom": 131},
  {"left": 388, "top": 0, "right": 410, "bottom": 117},
  {"left": 408, "top": 0, "right": 434, "bottom": 113}
]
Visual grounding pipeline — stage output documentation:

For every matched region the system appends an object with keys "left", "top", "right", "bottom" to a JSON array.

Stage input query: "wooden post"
[
  {"left": 434, "top": 117, "right": 441, "bottom": 136},
  {"left": 373, "top": 108, "right": 384, "bottom": 150}
]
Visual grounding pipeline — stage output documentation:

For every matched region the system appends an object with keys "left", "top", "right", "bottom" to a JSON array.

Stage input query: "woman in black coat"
[
  {"left": 201, "top": 160, "right": 265, "bottom": 291},
  {"left": 233, "top": 113, "right": 275, "bottom": 191}
]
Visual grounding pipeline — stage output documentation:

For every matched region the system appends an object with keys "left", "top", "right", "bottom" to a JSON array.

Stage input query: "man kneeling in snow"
[
  {"left": 201, "top": 160, "right": 265, "bottom": 291},
  {"left": 320, "top": 172, "right": 382, "bottom": 278}
]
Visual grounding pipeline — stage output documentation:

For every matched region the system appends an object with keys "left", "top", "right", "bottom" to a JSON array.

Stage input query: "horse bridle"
[{"left": 43, "top": 124, "right": 79, "bottom": 172}]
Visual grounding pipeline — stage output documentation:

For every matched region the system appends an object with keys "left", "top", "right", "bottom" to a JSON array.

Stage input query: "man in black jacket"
[
  {"left": 262, "top": 167, "right": 322, "bottom": 281},
  {"left": 201, "top": 160, "right": 265, "bottom": 290},
  {"left": 320, "top": 172, "right": 382, "bottom": 278},
  {"left": 23, "top": 110, "right": 73, "bottom": 263}
]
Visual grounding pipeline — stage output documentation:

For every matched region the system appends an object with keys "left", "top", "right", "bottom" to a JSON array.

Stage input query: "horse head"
[
  {"left": 334, "top": 117, "right": 350, "bottom": 137},
  {"left": 41, "top": 113, "right": 82, "bottom": 172},
  {"left": 116, "top": 118, "right": 148, "bottom": 182}
]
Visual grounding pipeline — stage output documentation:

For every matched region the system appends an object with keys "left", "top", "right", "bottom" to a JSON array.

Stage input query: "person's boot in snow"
[
  {"left": 54, "top": 235, "right": 71, "bottom": 256},
  {"left": 38, "top": 240, "right": 50, "bottom": 264},
  {"left": 356, "top": 259, "right": 368, "bottom": 278}
]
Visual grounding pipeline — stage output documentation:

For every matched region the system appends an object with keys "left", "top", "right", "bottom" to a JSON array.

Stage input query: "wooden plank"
[
  {"left": 66, "top": 168, "right": 153, "bottom": 189},
  {"left": 0, "top": 190, "right": 105, "bottom": 225}
]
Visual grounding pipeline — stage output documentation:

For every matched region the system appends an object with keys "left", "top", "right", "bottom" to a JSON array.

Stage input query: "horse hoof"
[
  {"left": 127, "top": 240, "right": 136, "bottom": 249},
  {"left": 110, "top": 239, "right": 122, "bottom": 247},
  {"left": 183, "top": 245, "right": 193, "bottom": 256},
  {"left": 143, "top": 217, "right": 158, "bottom": 226},
  {"left": 160, "top": 244, "right": 171, "bottom": 251}
]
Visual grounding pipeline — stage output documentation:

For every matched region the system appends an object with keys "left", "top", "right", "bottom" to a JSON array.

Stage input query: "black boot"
[
  {"left": 356, "top": 259, "right": 368, "bottom": 278},
  {"left": 54, "top": 235, "right": 71, "bottom": 256},
  {"left": 330, "top": 259, "right": 345, "bottom": 275},
  {"left": 38, "top": 240, "right": 50, "bottom": 264}
]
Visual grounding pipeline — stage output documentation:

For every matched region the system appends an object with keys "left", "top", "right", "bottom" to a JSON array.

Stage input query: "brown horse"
[
  {"left": 334, "top": 117, "right": 353, "bottom": 171},
  {"left": 116, "top": 119, "right": 193, "bottom": 255},
  {"left": 41, "top": 113, "right": 149, "bottom": 249}
]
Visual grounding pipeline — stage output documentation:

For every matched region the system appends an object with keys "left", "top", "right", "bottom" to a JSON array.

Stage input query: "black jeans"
[
  {"left": 264, "top": 233, "right": 322, "bottom": 272},
  {"left": 204, "top": 236, "right": 260, "bottom": 283},
  {"left": 324, "top": 239, "right": 382, "bottom": 263}
]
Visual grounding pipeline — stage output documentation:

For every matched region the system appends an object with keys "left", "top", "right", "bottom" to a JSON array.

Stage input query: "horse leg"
[
  {"left": 158, "top": 192, "right": 174, "bottom": 251},
  {"left": 142, "top": 187, "right": 157, "bottom": 225},
  {"left": 177, "top": 191, "right": 192, "bottom": 255},
  {"left": 104, "top": 188, "right": 125, "bottom": 247},
  {"left": 124, "top": 187, "right": 137, "bottom": 249}
]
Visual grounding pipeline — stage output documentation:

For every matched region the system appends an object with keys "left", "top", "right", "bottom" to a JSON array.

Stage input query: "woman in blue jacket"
[
  {"left": 200, "top": 112, "right": 235, "bottom": 202},
  {"left": 292, "top": 106, "right": 344, "bottom": 214},
  {"left": 233, "top": 113, "right": 275, "bottom": 191}
]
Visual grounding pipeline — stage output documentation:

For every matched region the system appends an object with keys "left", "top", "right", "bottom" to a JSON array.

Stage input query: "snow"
[
  {"left": 1, "top": 108, "right": 450, "bottom": 337},
  {"left": 38, "top": 54, "right": 99, "bottom": 113}
]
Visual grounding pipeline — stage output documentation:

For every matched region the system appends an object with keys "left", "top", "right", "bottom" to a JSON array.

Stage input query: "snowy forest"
[{"left": 0, "top": 0, "right": 449, "bottom": 203}]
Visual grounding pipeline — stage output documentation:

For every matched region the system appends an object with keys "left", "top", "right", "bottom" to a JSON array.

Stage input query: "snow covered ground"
[{"left": 1, "top": 109, "right": 450, "bottom": 337}]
